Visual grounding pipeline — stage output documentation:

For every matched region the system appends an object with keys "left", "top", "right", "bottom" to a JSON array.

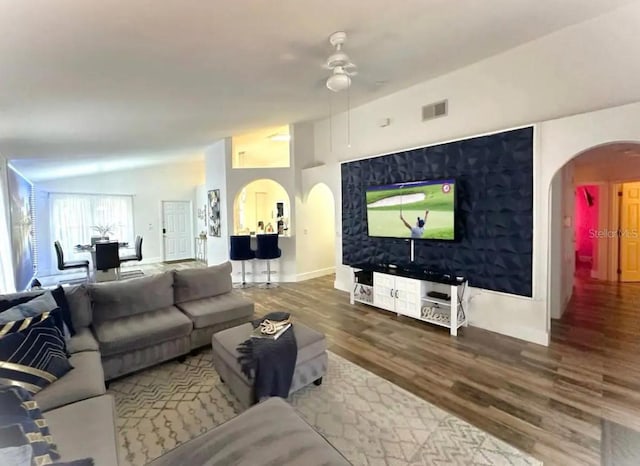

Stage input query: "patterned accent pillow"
[
  {"left": 0, "top": 287, "right": 76, "bottom": 337},
  {"left": 0, "top": 444, "right": 33, "bottom": 466},
  {"left": 0, "top": 418, "right": 54, "bottom": 465},
  {"left": 0, "top": 292, "right": 70, "bottom": 345},
  {"left": 50, "top": 286, "right": 76, "bottom": 336},
  {"left": 55, "top": 459, "right": 95, "bottom": 465},
  {"left": 0, "top": 386, "right": 60, "bottom": 459},
  {"left": 0, "top": 313, "right": 73, "bottom": 393}
]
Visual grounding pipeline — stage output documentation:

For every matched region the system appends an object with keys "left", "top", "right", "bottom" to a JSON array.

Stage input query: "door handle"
[
  {"left": 390, "top": 289, "right": 394, "bottom": 297},
  {"left": 395, "top": 290, "right": 399, "bottom": 298},
  {"left": 162, "top": 228, "right": 166, "bottom": 234}
]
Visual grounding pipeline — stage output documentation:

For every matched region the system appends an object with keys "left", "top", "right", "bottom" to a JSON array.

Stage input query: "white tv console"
[{"left": 350, "top": 265, "right": 468, "bottom": 336}]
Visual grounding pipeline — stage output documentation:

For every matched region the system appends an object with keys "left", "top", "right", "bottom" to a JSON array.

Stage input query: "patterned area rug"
[{"left": 108, "top": 350, "right": 542, "bottom": 466}]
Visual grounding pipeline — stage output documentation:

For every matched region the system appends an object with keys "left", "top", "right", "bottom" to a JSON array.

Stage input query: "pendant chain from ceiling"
[
  {"left": 328, "top": 91, "right": 333, "bottom": 153},
  {"left": 347, "top": 85, "right": 351, "bottom": 148}
]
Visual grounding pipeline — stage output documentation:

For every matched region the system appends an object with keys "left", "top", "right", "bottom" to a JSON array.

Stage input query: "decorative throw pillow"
[
  {"left": 0, "top": 418, "right": 55, "bottom": 465},
  {"left": 0, "top": 444, "right": 33, "bottom": 466},
  {"left": 0, "top": 293, "right": 70, "bottom": 345},
  {"left": 0, "top": 292, "right": 58, "bottom": 323},
  {"left": 54, "top": 459, "right": 95, "bottom": 465},
  {"left": 0, "top": 313, "right": 73, "bottom": 393},
  {"left": 50, "top": 286, "right": 76, "bottom": 336},
  {"left": 0, "top": 386, "right": 59, "bottom": 459},
  {"left": 0, "top": 295, "right": 36, "bottom": 312}
]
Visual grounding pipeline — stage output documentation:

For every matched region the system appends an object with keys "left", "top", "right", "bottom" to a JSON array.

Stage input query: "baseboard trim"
[
  {"left": 296, "top": 267, "right": 335, "bottom": 282},
  {"left": 470, "top": 319, "right": 549, "bottom": 346}
]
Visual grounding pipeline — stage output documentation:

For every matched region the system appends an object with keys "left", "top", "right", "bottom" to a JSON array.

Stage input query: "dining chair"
[
  {"left": 95, "top": 242, "right": 121, "bottom": 280},
  {"left": 119, "top": 236, "right": 144, "bottom": 279},
  {"left": 54, "top": 241, "right": 90, "bottom": 282},
  {"left": 120, "top": 236, "right": 143, "bottom": 263}
]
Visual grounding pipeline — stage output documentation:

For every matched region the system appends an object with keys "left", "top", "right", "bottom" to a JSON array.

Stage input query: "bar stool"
[
  {"left": 230, "top": 235, "right": 255, "bottom": 288},
  {"left": 255, "top": 234, "right": 281, "bottom": 289}
]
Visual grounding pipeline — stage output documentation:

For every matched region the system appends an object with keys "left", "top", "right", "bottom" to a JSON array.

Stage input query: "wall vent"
[{"left": 422, "top": 100, "right": 448, "bottom": 121}]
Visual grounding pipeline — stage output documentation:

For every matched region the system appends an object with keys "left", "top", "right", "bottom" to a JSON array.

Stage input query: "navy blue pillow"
[
  {"left": 0, "top": 417, "right": 53, "bottom": 465},
  {"left": 0, "top": 313, "right": 72, "bottom": 393},
  {"left": 0, "top": 385, "right": 60, "bottom": 460},
  {"left": 0, "top": 295, "right": 34, "bottom": 312},
  {"left": 50, "top": 286, "right": 76, "bottom": 336},
  {"left": 0, "top": 287, "right": 76, "bottom": 337},
  {"left": 56, "top": 460, "right": 95, "bottom": 466}
]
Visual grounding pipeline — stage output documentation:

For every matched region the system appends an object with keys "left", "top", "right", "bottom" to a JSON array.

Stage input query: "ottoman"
[{"left": 211, "top": 322, "right": 328, "bottom": 408}]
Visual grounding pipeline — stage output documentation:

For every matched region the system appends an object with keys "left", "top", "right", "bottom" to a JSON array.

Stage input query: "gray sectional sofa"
[{"left": 1, "top": 262, "right": 349, "bottom": 465}]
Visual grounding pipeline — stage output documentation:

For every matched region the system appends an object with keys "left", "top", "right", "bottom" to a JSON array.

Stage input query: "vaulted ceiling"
[{"left": 1, "top": 0, "right": 634, "bottom": 178}]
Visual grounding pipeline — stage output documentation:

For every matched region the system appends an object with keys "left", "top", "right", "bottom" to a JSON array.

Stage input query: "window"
[
  {"left": 49, "top": 193, "right": 134, "bottom": 260},
  {"left": 231, "top": 125, "right": 291, "bottom": 168}
]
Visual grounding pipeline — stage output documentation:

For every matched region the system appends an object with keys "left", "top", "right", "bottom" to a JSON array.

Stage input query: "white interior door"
[
  {"left": 162, "top": 201, "right": 193, "bottom": 261},
  {"left": 373, "top": 272, "right": 396, "bottom": 312}
]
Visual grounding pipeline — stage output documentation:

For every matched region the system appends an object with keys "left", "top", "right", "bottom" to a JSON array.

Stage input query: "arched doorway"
[
  {"left": 233, "top": 179, "right": 291, "bottom": 235},
  {"left": 296, "top": 182, "right": 336, "bottom": 279},
  {"left": 548, "top": 141, "right": 640, "bottom": 320}
]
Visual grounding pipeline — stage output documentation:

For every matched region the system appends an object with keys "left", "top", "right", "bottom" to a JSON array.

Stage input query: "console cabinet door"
[
  {"left": 373, "top": 272, "right": 396, "bottom": 312},
  {"left": 394, "top": 276, "right": 422, "bottom": 318}
]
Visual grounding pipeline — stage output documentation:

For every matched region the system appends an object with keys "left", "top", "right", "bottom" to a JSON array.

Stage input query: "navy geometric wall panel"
[{"left": 341, "top": 126, "right": 533, "bottom": 297}]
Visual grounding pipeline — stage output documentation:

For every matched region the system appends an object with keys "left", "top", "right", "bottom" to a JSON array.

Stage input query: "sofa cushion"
[
  {"left": 63, "top": 285, "right": 92, "bottom": 329},
  {"left": 147, "top": 397, "right": 350, "bottom": 466},
  {"left": 90, "top": 271, "right": 174, "bottom": 322},
  {"left": 67, "top": 327, "right": 99, "bottom": 354},
  {"left": 34, "top": 351, "right": 105, "bottom": 412},
  {"left": 44, "top": 395, "right": 119, "bottom": 466},
  {"left": 176, "top": 293, "right": 253, "bottom": 329},
  {"left": 174, "top": 262, "right": 232, "bottom": 304},
  {"left": 93, "top": 306, "right": 192, "bottom": 357}
]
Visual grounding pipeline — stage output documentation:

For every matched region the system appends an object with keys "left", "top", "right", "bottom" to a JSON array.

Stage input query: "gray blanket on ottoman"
[
  {"left": 236, "top": 311, "right": 297, "bottom": 400},
  {"left": 147, "top": 397, "right": 351, "bottom": 466}
]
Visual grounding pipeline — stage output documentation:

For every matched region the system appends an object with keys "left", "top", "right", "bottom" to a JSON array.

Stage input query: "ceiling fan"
[{"left": 324, "top": 31, "right": 357, "bottom": 92}]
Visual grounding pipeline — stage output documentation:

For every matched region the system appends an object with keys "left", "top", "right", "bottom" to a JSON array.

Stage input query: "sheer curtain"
[
  {"left": 0, "top": 161, "right": 16, "bottom": 293},
  {"left": 49, "top": 193, "right": 134, "bottom": 262}
]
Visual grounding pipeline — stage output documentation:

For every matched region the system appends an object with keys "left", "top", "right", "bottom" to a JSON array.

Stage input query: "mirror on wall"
[{"left": 234, "top": 179, "right": 290, "bottom": 236}]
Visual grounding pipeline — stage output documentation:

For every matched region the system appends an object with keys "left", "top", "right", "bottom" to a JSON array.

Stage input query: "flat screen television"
[{"left": 366, "top": 178, "right": 456, "bottom": 240}]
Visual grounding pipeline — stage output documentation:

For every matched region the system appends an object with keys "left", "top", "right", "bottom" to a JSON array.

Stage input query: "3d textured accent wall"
[{"left": 341, "top": 127, "right": 533, "bottom": 296}]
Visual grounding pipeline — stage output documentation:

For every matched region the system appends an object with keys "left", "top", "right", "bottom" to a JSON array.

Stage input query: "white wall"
[
  {"left": 295, "top": 182, "right": 336, "bottom": 280},
  {"left": 194, "top": 184, "right": 207, "bottom": 237},
  {"left": 36, "top": 160, "right": 204, "bottom": 275},
  {"left": 205, "top": 139, "right": 230, "bottom": 266},
  {"left": 310, "top": 2, "right": 640, "bottom": 345}
]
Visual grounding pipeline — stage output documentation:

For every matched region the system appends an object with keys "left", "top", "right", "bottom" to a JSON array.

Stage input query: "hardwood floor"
[{"left": 240, "top": 274, "right": 640, "bottom": 466}]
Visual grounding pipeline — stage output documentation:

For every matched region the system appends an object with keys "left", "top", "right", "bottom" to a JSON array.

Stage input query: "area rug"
[
  {"left": 601, "top": 419, "right": 640, "bottom": 466},
  {"left": 108, "top": 350, "right": 542, "bottom": 465}
]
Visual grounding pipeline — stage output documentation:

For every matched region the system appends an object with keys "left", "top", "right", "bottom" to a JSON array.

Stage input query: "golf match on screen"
[{"left": 365, "top": 179, "right": 456, "bottom": 240}]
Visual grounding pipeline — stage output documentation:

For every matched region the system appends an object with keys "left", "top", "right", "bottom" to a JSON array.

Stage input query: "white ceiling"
[{"left": 1, "top": 0, "right": 634, "bottom": 180}]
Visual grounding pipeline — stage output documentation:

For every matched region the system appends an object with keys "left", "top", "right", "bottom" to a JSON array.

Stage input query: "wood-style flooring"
[{"left": 240, "top": 274, "right": 640, "bottom": 466}]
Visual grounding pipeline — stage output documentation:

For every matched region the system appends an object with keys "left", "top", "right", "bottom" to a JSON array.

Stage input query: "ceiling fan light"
[{"left": 326, "top": 73, "right": 351, "bottom": 92}]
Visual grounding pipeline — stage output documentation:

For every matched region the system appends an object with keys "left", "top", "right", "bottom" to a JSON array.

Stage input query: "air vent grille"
[{"left": 422, "top": 100, "right": 448, "bottom": 121}]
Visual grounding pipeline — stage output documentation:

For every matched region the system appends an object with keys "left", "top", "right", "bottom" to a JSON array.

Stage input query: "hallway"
[{"left": 553, "top": 274, "right": 640, "bottom": 429}]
